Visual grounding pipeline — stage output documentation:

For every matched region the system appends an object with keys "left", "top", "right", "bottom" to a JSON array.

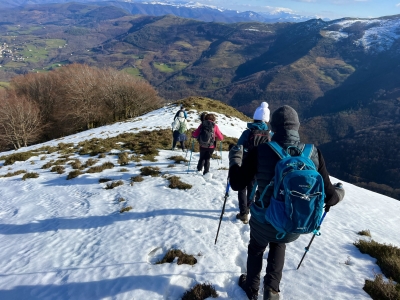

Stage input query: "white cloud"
[{"left": 396, "top": 3, "right": 400, "bottom": 7}]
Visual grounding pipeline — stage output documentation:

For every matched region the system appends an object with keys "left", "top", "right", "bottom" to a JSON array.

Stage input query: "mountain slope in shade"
[{"left": 0, "top": 103, "right": 399, "bottom": 299}]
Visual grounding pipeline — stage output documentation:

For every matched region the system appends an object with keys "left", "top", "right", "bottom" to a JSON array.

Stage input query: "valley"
[{"left": 0, "top": 3, "right": 399, "bottom": 199}]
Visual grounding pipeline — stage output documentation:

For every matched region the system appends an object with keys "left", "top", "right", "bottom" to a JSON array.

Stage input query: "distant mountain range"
[
  {"left": 0, "top": 0, "right": 319, "bottom": 23},
  {"left": 0, "top": 3, "right": 400, "bottom": 199}
]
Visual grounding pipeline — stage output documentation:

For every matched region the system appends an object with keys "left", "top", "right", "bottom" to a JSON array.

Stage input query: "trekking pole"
[
  {"left": 187, "top": 140, "right": 195, "bottom": 174},
  {"left": 220, "top": 141, "right": 223, "bottom": 164},
  {"left": 215, "top": 177, "right": 230, "bottom": 245},
  {"left": 297, "top": 211, "right": 327, "bottom": 270}
]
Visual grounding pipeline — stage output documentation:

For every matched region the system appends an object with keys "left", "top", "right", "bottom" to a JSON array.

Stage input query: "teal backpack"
[{"left": 251, "top": 142, "right": 325, "bottom": 239}]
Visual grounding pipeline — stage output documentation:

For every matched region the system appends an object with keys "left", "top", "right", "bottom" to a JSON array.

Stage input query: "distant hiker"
[
  {"left": 192, "top": 113, "right": 224, "bottom": 175},
  {"left": 229, "top": 105, "right": 345, "bottom": 300},
  {"left": 174, "top": 104, "right": 187, "bottom": 120},
  {"left": 236, "top": 102, "right": 271, "bottom": 224},
  {"left": 171, "top": 111, "right": 188, "bottom": 151}
]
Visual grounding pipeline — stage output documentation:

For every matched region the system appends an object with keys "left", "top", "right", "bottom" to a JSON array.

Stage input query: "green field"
[
  {"left": 17, "top": 26, "right": 42, "bottom": 35},
  {"left": 45, "top": 39, "right": 66, "bottom": 48},
  {"left": 22, "top": 44, "right": 48, "bottom": 63},
  {"left": 4, "top": 61, "right": 26, "bottom": 68},
  {"left": 153, "top": 62, "right": 188, "bottom": 73},
  {"left": 123, "top": 67, "right": 141, "bottom": 76}
]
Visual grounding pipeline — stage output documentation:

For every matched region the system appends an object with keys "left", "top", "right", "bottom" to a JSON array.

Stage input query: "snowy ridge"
[
  {"left": 0, "top": 104, "right": 400, "bottom": 299},
  {"left": 324, "top": 18, "right": 400, "bottom": 53}
]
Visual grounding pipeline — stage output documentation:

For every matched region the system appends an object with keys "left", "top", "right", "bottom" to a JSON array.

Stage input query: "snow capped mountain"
[
  {"left": 324, "top": 17, "right": 400, "bottom": 53},
  {"left": 1, "top": 102, "right": 399, "bottom": 299},
  {"left": 0, "top": 0, "right": 318, "bottom": 23}
]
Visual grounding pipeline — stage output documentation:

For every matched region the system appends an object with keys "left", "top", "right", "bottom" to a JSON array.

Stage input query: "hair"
[
  {"left": 200, "top": 112, "right": 207, "bottom": 122},
  {"left": 205, "top": 114, "right": 216, "bottom": 122}
]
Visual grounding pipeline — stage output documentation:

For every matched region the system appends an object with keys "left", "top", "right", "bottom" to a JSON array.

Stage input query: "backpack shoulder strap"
[
  {"left": 267, "top": 141, "right": 289, "bottom": 159},
  {"left": 302, "top": 144, "right": 314, "bottom": 159}
]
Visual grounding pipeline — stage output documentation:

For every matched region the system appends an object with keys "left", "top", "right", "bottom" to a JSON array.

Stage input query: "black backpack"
[
  {"left": 198, "top": 120, "right": 215, "bottom": 148},
  {"left": 244, "top": 129, "right": 270, "bottom": 153}
]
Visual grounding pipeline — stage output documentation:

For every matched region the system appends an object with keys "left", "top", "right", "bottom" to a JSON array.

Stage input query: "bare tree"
[
  {"left": 0, "top": 92, "right": 43, "bottom": 149},
  {"left": 56, "top": 64, "right": 106, "bottom": 131}
]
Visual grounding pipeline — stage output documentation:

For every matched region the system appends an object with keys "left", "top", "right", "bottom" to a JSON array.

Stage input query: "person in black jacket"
[{"left": 229, "top": 105, "right": 345, "bottom": 300}]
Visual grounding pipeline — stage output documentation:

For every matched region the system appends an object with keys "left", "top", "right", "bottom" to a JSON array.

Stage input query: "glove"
[
  {"left": 228, "top": 143, "right": 236, "bottom": 151},
  {"left": 229, "top": 145, "right": 243, "bottom": 168},
  {"left": 334, "top": 182, "right": 343, "bottom": 189}
]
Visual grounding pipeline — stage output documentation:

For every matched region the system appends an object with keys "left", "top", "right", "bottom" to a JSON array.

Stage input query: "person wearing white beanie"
[
  {"left": 253, "top": 102, "right": 270, "bottom": 123},
  {"left": 234, "top": 102, "right": 271, "bottom": 224}
]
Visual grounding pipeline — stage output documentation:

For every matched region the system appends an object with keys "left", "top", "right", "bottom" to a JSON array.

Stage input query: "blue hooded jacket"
[{"left": 237, "top": 122, "right": 270, "bottom": 149}]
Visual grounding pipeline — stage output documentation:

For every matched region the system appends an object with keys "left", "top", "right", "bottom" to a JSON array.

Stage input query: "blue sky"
[{"left": 196, "top": 0, "right": 400, "bottom": 19}]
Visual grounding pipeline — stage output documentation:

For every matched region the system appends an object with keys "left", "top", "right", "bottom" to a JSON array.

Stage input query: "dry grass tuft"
[
  {"left": 1, "top": 170, "right": 27, "bottom": 177},
  {"left": 156, "top": 249, "right": 197, "bottom": 266},
  {"left": 67, "top": 170, "right": 83, "bottom": 180},
  {"left": 22, "top": 172, "right": 39, "bottom": 180},
  {"left": 167, "top": 176, "right": 192, "bottom": 190},
  {"left": 182, "top": 282, "right": 218, "bottom": 300},
  {"left": 87, "top": 162, "right": 114, "bottom": 173},
  {"left": 118, "top": 152, "right": 130, "bottom": 166},
  {"left": 354, "top": 239, "right": 400, "bottom": 299},
  {"left": 51, "top": 165, "right": 65, "bottom": 174},
  {"left": 363, "top": 274, "right": 400, "bottom": 300},
  {"left": 358, "top": 229, "right": 372, "bottom": 237},
  {"left": 168, "top": 156, "right": 188, "bottom": 164},
  {"left": 83, "top": 158, "right": 98, "bottom": 168},
  {"left": 105, "top": 180, "right": 124, "bottom": 189},
  {"left": 120, "top": 206, "right": 133, "bottom": 213},
  {"left": 131, "top": 175, "right": 144, "bottom": 183},
  {"left": 140, "top": 166, "right": 161, "bottom": 177}
]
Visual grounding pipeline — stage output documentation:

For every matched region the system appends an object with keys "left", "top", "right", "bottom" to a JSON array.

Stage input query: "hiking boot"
[
  {"left": 263, "top": 287, "right": 279, "bottom": 300},
  {"left": 236, "top": 213, "right": 249, "bottom": 224},
  {"left": 171, "top": 147, "right": 177, "bottom": 151},
  {"left": 238, "top": 274, "right": 258, "bottom": 300}
]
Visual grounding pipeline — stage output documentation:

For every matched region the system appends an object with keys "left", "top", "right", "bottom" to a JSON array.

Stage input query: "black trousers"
[
  {"left": 238, "top": 178, "right": 256, "bottom": 215},
  {"left": 245, "top": 233, "right": 286, "bottom": 293},
  {"left": 197, "top": 147, "right": 214, "bottom": 174}
]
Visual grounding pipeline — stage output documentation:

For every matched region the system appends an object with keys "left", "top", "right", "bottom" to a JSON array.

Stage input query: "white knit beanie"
[{"left": 253, "top": 102, "right": 270, "bottom": 122}]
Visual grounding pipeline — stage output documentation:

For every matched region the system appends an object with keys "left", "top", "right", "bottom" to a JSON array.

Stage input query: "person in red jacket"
[{"left": 192, "top": 113, "right": 224, "bottom": 175}]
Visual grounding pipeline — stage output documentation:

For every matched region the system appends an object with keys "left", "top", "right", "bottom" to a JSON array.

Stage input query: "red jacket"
[{"left": 192, "top": 122, "right": 224, "bottom": 148}]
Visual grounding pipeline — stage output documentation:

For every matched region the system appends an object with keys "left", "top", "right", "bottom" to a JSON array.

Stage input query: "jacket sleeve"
[
  {"left": 192, "top": 125, "right": 201, "bottom": 138},
  {"left": 317, "top": 148, "right": 340, "bottom": 207},
  {"left": 214, "top": 125, "right": 224, "bottom": 141},
  {"left": 229, "top": 147, "right": 258, "bottom": 191}
]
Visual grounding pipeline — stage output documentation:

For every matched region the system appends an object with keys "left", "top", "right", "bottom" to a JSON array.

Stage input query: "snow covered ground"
[{"left": 0, "top": 104, "right": 399, "bottom": 300}]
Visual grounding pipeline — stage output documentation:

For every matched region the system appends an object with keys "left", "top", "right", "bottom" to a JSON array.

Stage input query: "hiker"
[
  {"left": 229, "top": 105, "right": 345, "bottom": 300},
  {"left": 174, "top": 104, "right": 187, "bottom": 120},
  {"left": 236, "top": 102, "right": 271, "bottom": 224},
  {"left": 171, "top": 111, "right": 188, "bottom": 151},
  {"left": 192, "top": 113, "right": 224, "bottom": 176}
]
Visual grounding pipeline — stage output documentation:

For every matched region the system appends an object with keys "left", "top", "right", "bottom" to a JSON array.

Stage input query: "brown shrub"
[
  {"left": 156, "top": 249, "right": 197, "bottom": 266},
  {"left": 168, "top": 176, "right": 192, "bottom": 190},
  {"left": 140, "top": 166, "right": 160, "bottom": 177},
  {"left": 182, "top": 282, "right": 218, "bottom": 300}
]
